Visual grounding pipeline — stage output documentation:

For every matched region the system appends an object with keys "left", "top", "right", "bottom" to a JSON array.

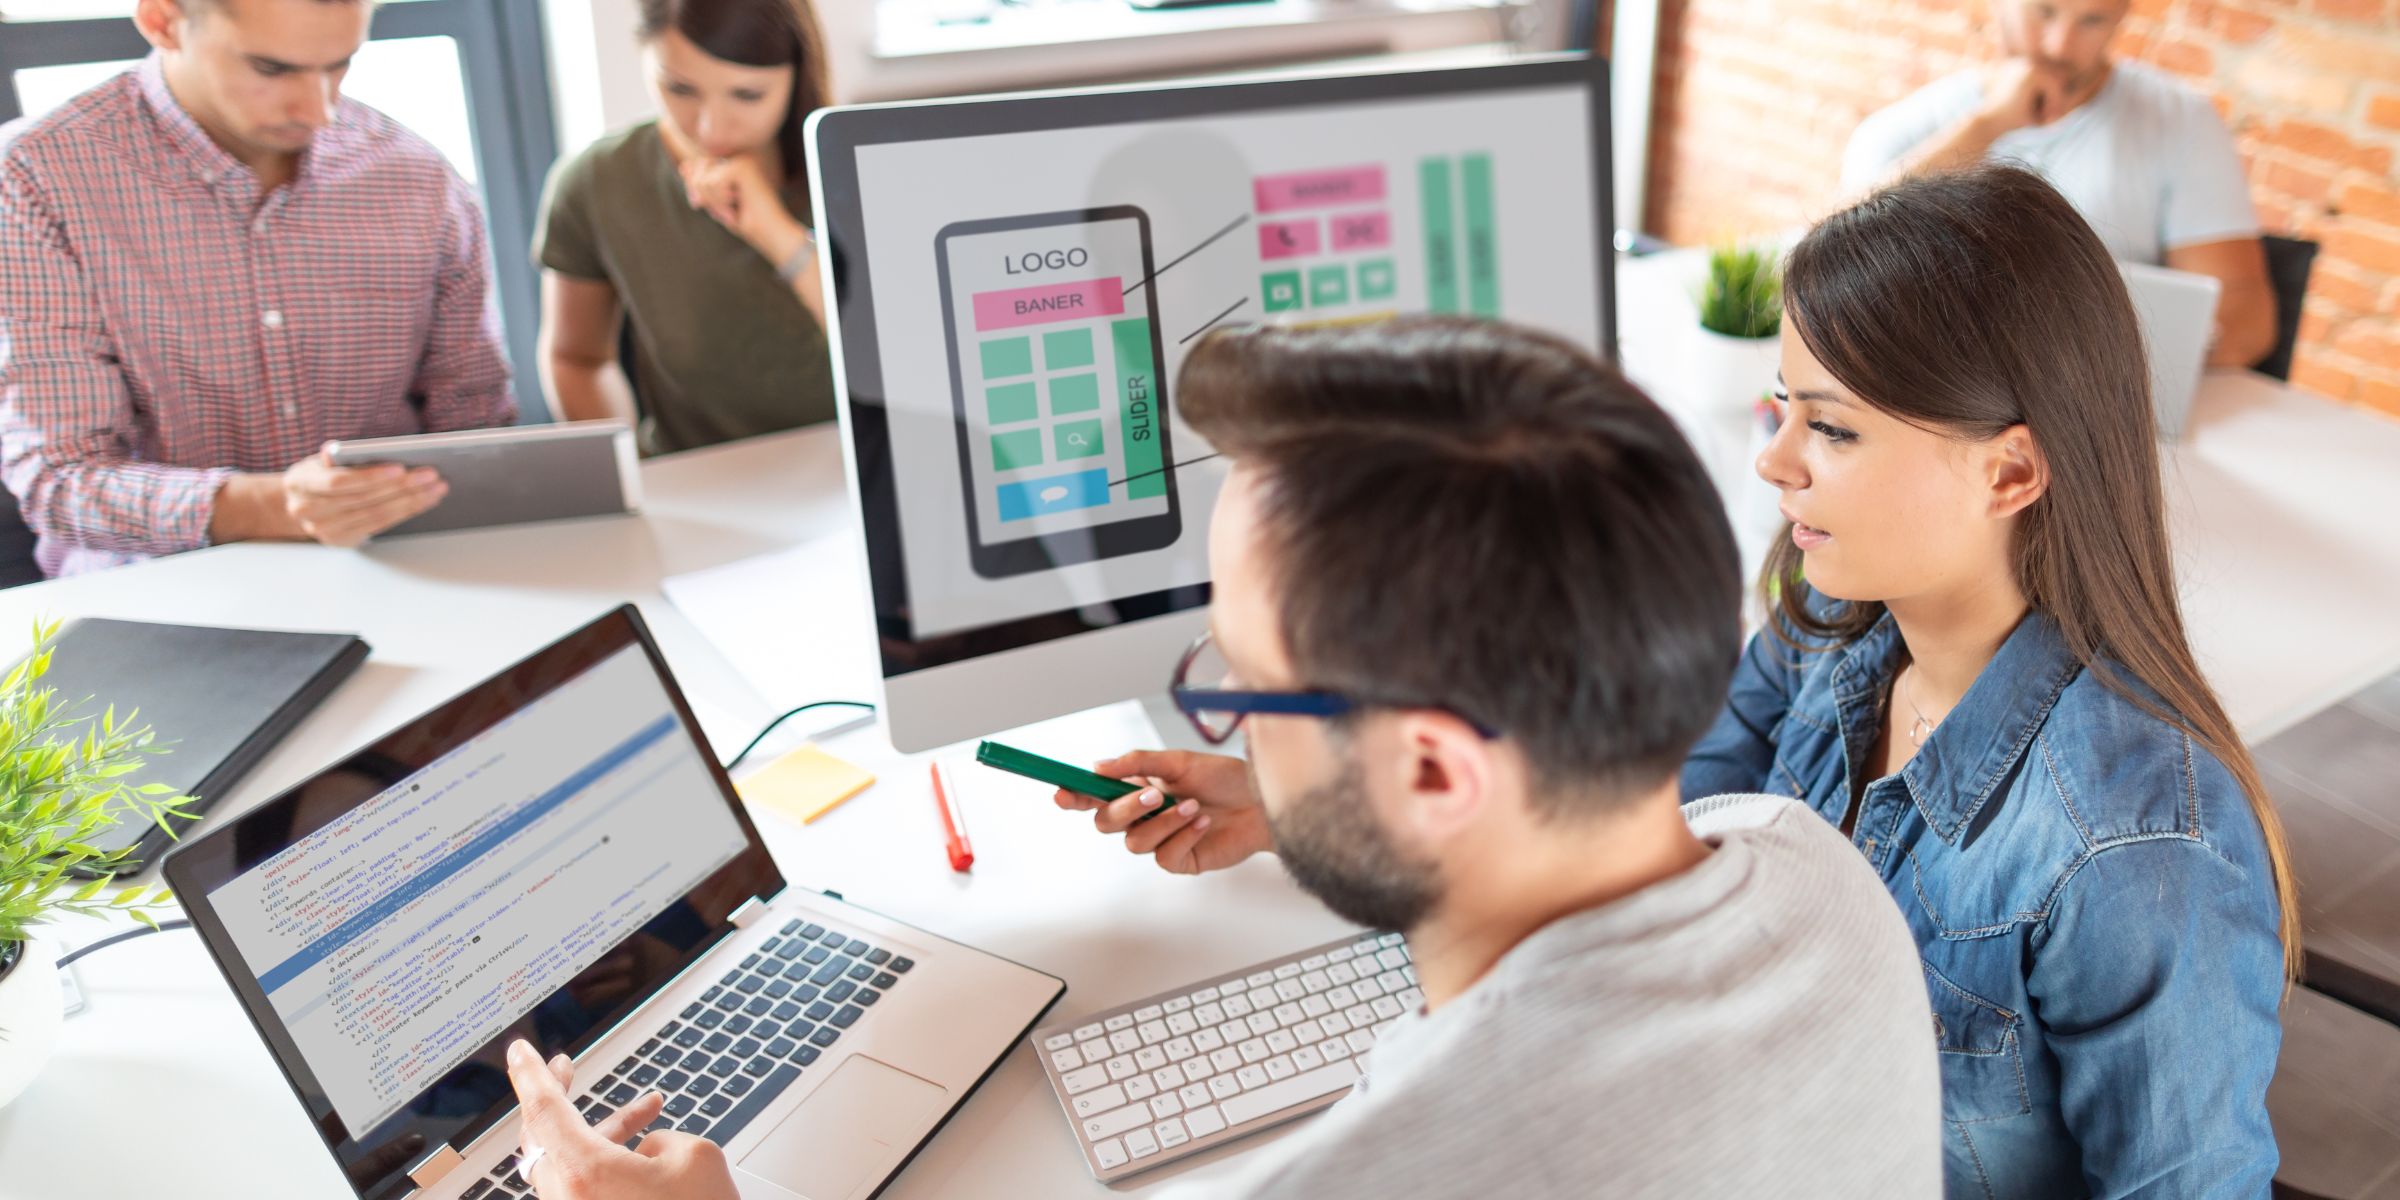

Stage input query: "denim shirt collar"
[{"left": 1830, "top": 607, "right": 2083, "bottom": 845}]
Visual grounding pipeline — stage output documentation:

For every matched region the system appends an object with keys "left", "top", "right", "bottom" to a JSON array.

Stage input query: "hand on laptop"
[
  {"left": 506, "top": 1039, "right": 737, "bottom": 1200},
  {"left": 281, "top": 449, "right": 447, "bottom": 547},
  {"left": 1053, "top": 750, "right": 1272, "bottom": 875}
]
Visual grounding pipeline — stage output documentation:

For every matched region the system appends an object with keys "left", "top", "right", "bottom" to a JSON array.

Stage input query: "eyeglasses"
[{"left": 1167, "top": 630, "right": 1502, "bottom": 746}]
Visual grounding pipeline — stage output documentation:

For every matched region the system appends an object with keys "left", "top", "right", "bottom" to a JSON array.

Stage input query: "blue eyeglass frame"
[{"left": 1166, "top": 631, "right": 1502, "bottom": 746}]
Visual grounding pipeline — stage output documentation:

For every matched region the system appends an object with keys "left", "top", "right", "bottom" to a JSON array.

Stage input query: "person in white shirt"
[
  {"left": 497, "top": 317, "right": 1945, "bottom": 1199},
  {"left": 1843, "top": 0, "right": 2277, "bottom": 368}
]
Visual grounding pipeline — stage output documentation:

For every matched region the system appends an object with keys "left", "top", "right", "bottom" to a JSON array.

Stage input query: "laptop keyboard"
[
  {"left": 462, "top": 918, "right": 913, "bottom": 1198},
  {"left": 1033, "top": 931, "right": 1415, "bottom": 1182}
]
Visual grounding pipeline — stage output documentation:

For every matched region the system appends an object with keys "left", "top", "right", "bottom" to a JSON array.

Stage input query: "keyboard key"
[
  {"left": 800, "top": 923, "right": 825, "bottom": 940},
  {"left": 1184, "top": 1105, "right": 1227, "bottom": 1138},
  {"left": 701, "top": 1094, "right": 733, "bottom": 1118},
  {"left": 703, "top": 1033, "right": 733, "bottom": 1054},
  {"left": 1059, "top": 1064, "right": 1109, "bottom": 1095},
  {"left": 463, "top": 1182, "right": 494, "bottom": 1200},
  {"left": 650, "top": 1045, "right": 680, "bottom": 1065},
  {"left": 695, "top": 1009, "right": 725, "bottom": 1030},
  {"left": 630, "top": 1066, "right": 660, "bottom": 1087},
  {"left": 574, "top": 1096, "right": 592, "bottom": 1112},
  {"left": 1093, "top": 1138, "right": 1129, "bottom": 1170},
  {"left": 1082, "top": 1103, "right": 1151, "bottom": 1141},
  {"left": 1103, "top": 1055, "right": 1137, "bottom": 1081},
  {"left": 660, "top": 1071, "right": 691, "bottom": 1092},
  {"left": 1235, "top": 1064, "right": 1269, "bottom": 1090},
  {"left": 793, "top": 984, "right": 822, "bottom": 1005},
  {"left": 766, "top": 1037, "right": 798, "bottom": 1058},
  {"left": 1148, "top": 1093, "right": 1182, "bottom": 1119},
  {"left": 606, "top": 1084, "right": 637, "bottom": 1106},
  {"left": 785, "top": 1022, "right": 818, "bottom": 1045},
  {"left": 1264, "top": 1055, "right": 1296, "bottom": 1082},
  {"left": 731, "top": 1037, "right": 762, "bottom": 1059},
  {"left": 724, "top": 1075, "right": 753, "bottom": 1097},
  {"left": 810, "top": 1026, "right": 842, "bottom": 1047},
  {"left": 1246, "top": 971, "right": 1275, "bottom": 989},
  {"left": 1104, "top": 1014, "right": 1136, "bottom": 1032},
  {"left": 773, "top": 939, "right": 805, "bottom": 961},
  {"left": 743, "top": 997, "right": 773, "bottom": 1017},
  {"left": 780, "top": 919, "right": 802, "bottom": 935},
  {"left": 1051, "top": 1046, "right": 1083, "bottom": 1071},
  {"left": 1070, "top": 1082, "right": 1126, "bottom": 1118},
  {"left": 842, "top": 939, "right": 871, "bottom": 957},
  {"left": 1164, "top": 997, "right": 1191, "bottom": 1014},
  {"left": 681, "top": 1049, "right": 712, "bottom": 1070},
  {"left": 1293, "top": 1046, "right": 1324, "bottom": 1072},
  {"left": 724, "top": 1015, "right": 753, "bottom": 1035},
  {"left": 1344, "top": 1029, "right": 1377, "bottom": 1055},
  {"left": 678, "top": 1116, "right": 710, "bottom": 1135},
  {"left": 741, "top": 953, "right": 761, "bottom": 970},
  {"left": 1134, "top": 1005, "right": 1163, "bottom": 1022},
  {"left": 856, "top": 989, "right": 881, "bottom": 1007},
  {"left": 1265, "top": 1030, "right": 1297, "bottom": 1055},
  {"left": 689, "top": 1076, "right": 718, "bottom": 1097},
  {"left": 1134, "top": 1045, "right": 1166, "bottom": 1071},
  {"left": 1155, "top": 1117, "right": 1190, "bottom": 1149},
  {"left": 756, "top": 960, "right": 783, "bottom": 980},
  {"left": 873, "top": 972, "right": 898, "bottom": 990},
  {"left": 1220, "top": 1061, "right": 1360, "bottom": 1127},
  {"left": 802, "top": 945, "right": 830, "bottom": 965},
  {"left": 747, "top": 1055, "right": 777, "bottom": 1076},
  {"left": 772, "top": 1001, "right": 802, "bottom": 1022},
  {"left": 1178, "top": 1082, "right": 1211, "bottom": 1109},
  {"left": 1152, "top": 1063, "right": 1185, "bottom": 1090},
  {"left": 1125, "top": 1128, "right": 1160, "bottom": 1160},
  {"left": 833, "top": 1003, "right": 865, "bottom": 1026},
  {"left": 810, "top": 960, "right": 849, "bottom": 986},
  {"left": 1322, "top": 1038, "right": 1352, "bottom": 1061},
  {"left": 765, "top": 979, "right": 793, "bottom": 999},
  {"left": 846, "top": 962, "right": 874, "bottom": 982},
  {"left": 1192, "top": 986, "right": 1220, "bottom": 1002},
  {"left": 1207, "top": 1074, "right": 1241, "bottom": 1100},
  {"left": 1123, "top": 1075, "right": 1156, "bottom": 1102},
  {"left": 701, "top": 1064, "right": 802, "bottom": 1148},
  {"left": 888, "top": 956, "right": 915, "bottom": 973},
  {"left": 663, "top": 1095, "right": 696, "bottom": 1117},
  {"left": 826, "top": 980, "right": 856, "bottom": 1003},
  {"left": 819, "top": 929, "right": 847, "bottom": 946},
  {"left": 674, "top": 1026, "right": 707, "bottom": 1049},
  {"left": 753, "top": 1021, "right": 783, "bottom": 1041},
  {"left": 807, "top": 1000, "right": 836, "bottom": 1022},
  {"left": 793, "top": 1045, "right": 821, "bottom": 1066},
  {"left": 760, "top": 936, "right": 782, "bottom": 954},
  {"left": 1137, "top": 1020, "right": 1169, "bottom": 1046},
  {"left": 865, "top": 948, "right": 892, "bottom": 965}
]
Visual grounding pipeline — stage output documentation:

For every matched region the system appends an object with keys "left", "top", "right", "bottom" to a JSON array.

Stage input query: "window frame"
[{"left": 0, "top": 0, "right": 560, "bottom": 420}]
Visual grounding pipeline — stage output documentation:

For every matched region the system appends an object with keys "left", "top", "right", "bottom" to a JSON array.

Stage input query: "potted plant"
[
  {"left": 0, "top": 622, "right": 192, "bottom": 1110},
  {"left": 1690, "top": 241, "right": 1786, "bottom": 414}
]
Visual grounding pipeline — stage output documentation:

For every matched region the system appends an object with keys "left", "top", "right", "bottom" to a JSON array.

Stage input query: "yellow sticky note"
[{"left": 736, "top": 743, "right": 875, "bottom": 825}]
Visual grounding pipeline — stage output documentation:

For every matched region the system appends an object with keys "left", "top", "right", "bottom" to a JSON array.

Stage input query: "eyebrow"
[
  {"left": 1771, "top": 374, "right": 1852, "bottom": 407},
  {"left": 248, "top": 54, "right": 352, "bottom": 73}
]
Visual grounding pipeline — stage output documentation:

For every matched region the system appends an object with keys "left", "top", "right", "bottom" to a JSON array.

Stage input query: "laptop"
[
  {"left": 163, "top": 606, "right": 1064, "bottom": 1200},
  {"left": 2118, "top": 260, "right": 2221, "bottom": 442}
]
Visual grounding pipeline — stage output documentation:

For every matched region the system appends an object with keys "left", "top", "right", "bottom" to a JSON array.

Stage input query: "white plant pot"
[
  {"left": 0, "top": 936, "right": 63, "bottom": 1111},
  {"left": 1690, "top": 326, "right": 1784, "bottom": 415}
]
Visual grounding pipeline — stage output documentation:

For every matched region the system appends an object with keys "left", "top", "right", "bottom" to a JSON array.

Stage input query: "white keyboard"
[{"left": 1033, "top": 931, "right": 1418, "bottom": 1182}]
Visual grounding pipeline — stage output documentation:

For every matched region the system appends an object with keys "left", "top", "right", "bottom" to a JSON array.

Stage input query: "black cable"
[
  {"left": 55, "top": 918, "right": 193, "bottom": 969},
  {"left": 723, "top": 701, "right": 874, "bottom": 772}
]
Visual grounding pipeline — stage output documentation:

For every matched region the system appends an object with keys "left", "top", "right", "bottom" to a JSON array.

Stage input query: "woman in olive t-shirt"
[{"left": 533, "top": 0, "right": 837, "bottom": 456}]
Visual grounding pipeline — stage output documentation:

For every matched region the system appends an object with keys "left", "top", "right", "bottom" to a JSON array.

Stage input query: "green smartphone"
[{"left": 975, "top": 740, "right": 1174, "bottom": 823}]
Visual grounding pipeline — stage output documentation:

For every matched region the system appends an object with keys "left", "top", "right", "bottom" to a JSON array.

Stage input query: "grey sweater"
[{"left": 1167, "top": 794, "right": 1944, "bottom": 1199}]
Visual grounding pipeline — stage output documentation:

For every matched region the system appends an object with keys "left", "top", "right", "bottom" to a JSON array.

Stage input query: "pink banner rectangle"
[
  {"left": 972, "top": 278, "right": 1125, "bottom": 331},
  {"left": 1258, "top": 220, "right": 1322, "bottom": 261},
  {"left": 1254, "top": 166, "right": 1388, "bottom": 214},
  {"left": 1328, "top": 211, "right": 1392, "bottom": 252}
]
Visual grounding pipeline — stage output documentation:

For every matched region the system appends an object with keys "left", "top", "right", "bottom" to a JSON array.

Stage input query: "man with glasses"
[
  {"left": 0, "top": 0, "right": 514, "bottom": 576},
  {"left": 497, "top": 316, "right": 1943, "bottom": 1200}
]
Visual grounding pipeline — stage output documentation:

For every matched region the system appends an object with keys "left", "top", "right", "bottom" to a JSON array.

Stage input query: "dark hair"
[
  {"left": 637, "top": 0, "right": 831, "bottom": 196},
  {"left": 1178, "top": 316, "right": 1743, "bottom": 815},
  {"left": 1772, "top": 162, "right": 2301, "bottom": 978}
]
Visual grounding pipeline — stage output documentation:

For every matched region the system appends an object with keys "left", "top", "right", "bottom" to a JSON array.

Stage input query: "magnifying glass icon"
[{"left": 1068, "top": 433, "right": 1089, "bottom": 447}]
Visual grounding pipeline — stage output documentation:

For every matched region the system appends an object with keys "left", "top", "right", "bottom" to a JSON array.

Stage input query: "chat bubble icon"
[{"left": 1040, "top": 485, "right": 1071, "bottom": 505}]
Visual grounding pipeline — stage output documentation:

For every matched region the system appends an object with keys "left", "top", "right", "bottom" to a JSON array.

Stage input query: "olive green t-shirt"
[{"left": 533, "top": 122, "right": 836, "bottom": 456}]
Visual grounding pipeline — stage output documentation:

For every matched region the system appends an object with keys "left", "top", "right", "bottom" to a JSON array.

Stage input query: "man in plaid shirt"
[{"left": 0, "top": 0, "right": 517, "bottom": 577}]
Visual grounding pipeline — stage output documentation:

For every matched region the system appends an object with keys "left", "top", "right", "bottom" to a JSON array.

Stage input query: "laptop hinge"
[
  {"left": 406, "top": 1145, "right": 464, "bottom": 1191},
  {"left": 728, "top": 895, "right": 770, "bottom": 929}
]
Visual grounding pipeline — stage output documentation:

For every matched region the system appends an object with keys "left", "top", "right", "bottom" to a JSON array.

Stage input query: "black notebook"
[{"left": 22, "top": 618, "right": 369, "bottom": 876}]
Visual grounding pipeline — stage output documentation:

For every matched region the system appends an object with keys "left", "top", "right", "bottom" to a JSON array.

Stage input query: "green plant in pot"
[
  {"left": 0, "top": 622, "right": 193, "bottom": 1110},
  {"left": 1690, "top": 240, "right": 1787, "bottom": 415}
]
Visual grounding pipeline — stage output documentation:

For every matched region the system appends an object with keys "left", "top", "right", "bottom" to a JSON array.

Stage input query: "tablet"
[{"left": 324, "top": 420, "right": 642, "bottom": 537}]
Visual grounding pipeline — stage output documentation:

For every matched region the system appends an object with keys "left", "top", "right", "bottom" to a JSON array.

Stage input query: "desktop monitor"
[{"left": 809, "top": 54, "right": 1616, "bottom": 752}]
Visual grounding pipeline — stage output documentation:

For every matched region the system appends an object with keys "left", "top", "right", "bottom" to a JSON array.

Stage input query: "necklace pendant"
[{"left": 1908, "top": 716, "right": 1934, "bottom": 745}]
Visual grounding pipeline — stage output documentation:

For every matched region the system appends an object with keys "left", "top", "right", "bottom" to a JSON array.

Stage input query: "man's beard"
[{"left": 1263, "top": 760, "right": 1442, "bottom": 934}]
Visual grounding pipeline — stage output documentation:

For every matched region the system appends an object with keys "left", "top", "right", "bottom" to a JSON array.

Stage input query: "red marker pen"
[{"left": 931, "top": 761, "right": 973, "bottom": 873}]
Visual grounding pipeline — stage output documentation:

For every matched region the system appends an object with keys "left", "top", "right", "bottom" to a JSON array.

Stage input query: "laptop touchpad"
[{"left": 735, "top": 1057, "right": 949, "bottom": 1200}]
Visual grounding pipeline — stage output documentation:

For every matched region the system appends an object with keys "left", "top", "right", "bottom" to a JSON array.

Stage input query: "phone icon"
[{"left": 934, "top": 206, "right": 1182, "bottom": 580}]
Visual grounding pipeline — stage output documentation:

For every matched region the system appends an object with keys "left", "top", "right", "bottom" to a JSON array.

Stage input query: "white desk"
[{"left": 4, "top": 251, "right": 2400, "bottom": 1199}]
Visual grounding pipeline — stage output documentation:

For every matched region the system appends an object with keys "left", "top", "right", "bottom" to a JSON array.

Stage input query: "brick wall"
[{"left": 1640, "top": 0, "right": 2400, "bottom": 419}]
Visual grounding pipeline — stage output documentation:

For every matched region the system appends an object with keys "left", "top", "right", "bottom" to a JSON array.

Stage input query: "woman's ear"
[{"left": 1986, "top": 423, "right": 2049, "bottom": 519}]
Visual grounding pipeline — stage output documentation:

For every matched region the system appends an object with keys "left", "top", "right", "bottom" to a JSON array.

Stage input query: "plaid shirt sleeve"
[
  {"left": 0, "top": 153, "right": 234, "bottom": 557},
  {"left": 414, "top": 171, "right": 518, "bottom": 432}
]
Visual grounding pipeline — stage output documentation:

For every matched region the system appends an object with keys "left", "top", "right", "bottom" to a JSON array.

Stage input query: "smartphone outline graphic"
[{"left": 934, "top": 206, "right": 1182, "bottom": 581}]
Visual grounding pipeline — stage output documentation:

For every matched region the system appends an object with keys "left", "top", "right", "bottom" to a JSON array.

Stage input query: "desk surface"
[{"left": 4, "top": 250, "right": 2399, "bottom": 1199}]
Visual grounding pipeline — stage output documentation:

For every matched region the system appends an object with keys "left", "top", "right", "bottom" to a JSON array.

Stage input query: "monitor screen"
[{"left": 811, "top": 54, "right": 1614, "bottom": 695}]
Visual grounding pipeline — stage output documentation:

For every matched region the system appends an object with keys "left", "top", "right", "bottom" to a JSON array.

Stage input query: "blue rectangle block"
[{"left": 996, "top": 469, "right": 1111, "bottom": 522}]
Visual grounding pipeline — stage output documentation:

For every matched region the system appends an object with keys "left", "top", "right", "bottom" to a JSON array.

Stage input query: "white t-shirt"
[{"left": 1841, "top": 61, "right": 2259, "bottom": 265}]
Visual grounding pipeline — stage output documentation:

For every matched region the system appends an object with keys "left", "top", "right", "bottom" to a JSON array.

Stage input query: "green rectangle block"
[
  {"left": 1048, "top": 372, "right": 1100, "bottom": 415},
  {"left": 990, "top": 428, "right": 1043, "bottom": 472},
  {"left": 1113, "top": 319, "right": 1166, "bottom": 500},
  {"left": 1462, "top": 153, "right": 1499, "bottom": 317},
  {"left": 1308, "top": 265, "right": 1350, "bottom": 307},
  {"left": 986, "top": 381, "right": 1038, "bottom": 424},
  {"left": 1043, "top": 327, "right": 1095, "bottom": 370},
  {"left": 980, "top": 336, "right": 1033, "bottom": 379},
  {"left": 1262, "top": 270, "right": 1304, "bottom": 313},
  {"left": 1054, "top": 419, "right": 1105, "bottom": 461},
  {"left": 1420, "top": 157, "right": 1459, "bottom": 314},
  {"left": 1357, "top": 258, "right": 1396, "bottom": 301}
]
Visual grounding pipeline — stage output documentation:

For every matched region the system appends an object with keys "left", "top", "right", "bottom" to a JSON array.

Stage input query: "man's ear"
[
  {"left": 1382, "top": 711, "right": 1493, "bottom": 849},
  {"left": 1985, "top": 423, "right": 2049, "bottom": 520},
  {"left": 134, "top": 0, "right": 190, "bottom": 54}
]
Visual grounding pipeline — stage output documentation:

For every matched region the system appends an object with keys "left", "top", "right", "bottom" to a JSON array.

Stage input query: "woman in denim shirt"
[{"left": 1682, "top": 164, "right": 2296, "bottom": 1199}]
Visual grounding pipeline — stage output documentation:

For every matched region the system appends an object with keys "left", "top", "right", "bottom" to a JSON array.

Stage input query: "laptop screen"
[{"left": 164, "top": 607, "right": 784, "bottom": 1200}]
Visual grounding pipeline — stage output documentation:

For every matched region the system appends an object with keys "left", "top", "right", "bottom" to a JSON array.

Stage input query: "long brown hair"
[
  {"left": 637, "top": 0, "right": 832, "bottom": 196},
  {"left": 1769, "top": 164, "right": 2301, "bottom": 980}
]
